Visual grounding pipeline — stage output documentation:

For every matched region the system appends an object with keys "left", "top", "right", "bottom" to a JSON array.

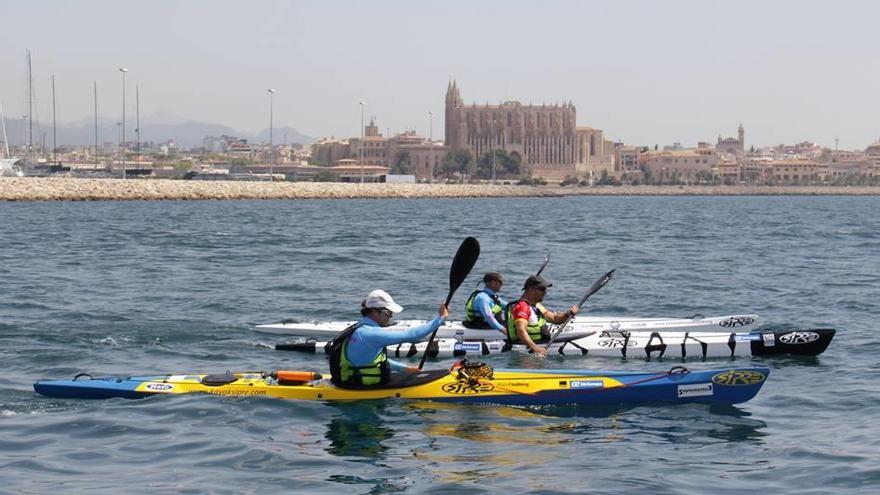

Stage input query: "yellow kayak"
[{"left": 34, "top": 361, "right": 769, "bottom": 406}]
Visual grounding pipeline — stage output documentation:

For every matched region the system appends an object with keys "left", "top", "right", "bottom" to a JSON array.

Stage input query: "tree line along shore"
[{"left": 1, "top": 178, "right": 880, "bottom": 201}]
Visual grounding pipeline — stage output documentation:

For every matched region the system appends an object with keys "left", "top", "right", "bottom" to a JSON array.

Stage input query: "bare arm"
[
  {"left": 515, "top": 318, "right": 547, "bottom": 357},
  {"left": 543, "top": 305, "right": 579, "bottom": 324}
]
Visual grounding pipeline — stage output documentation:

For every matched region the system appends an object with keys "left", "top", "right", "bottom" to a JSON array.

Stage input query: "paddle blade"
[
  {"left": 546, "top": 268, "right": 616, "bottom": 349},
  {"left": 421, "top": 236, "right": 481, "bottom": 370},
  {"left": 446, "top": 236, "right": 481, "bottom": 305},
  {"left": 578, "top": 269, "right": 616, "bottom": 307}
]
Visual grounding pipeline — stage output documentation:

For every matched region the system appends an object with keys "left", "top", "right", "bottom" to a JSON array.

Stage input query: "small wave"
[{"left": 95, "top": 335, "right": 134, "bottom": 346}]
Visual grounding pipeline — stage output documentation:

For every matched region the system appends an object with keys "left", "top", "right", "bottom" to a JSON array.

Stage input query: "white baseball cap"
[{"left": 363, "top": 289, "right": 404, "bottom": 313}]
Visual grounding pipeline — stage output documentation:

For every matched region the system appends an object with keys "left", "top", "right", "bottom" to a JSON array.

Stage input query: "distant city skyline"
[{"left": 1, "top": 0, "right": 878, "bottom": 149}]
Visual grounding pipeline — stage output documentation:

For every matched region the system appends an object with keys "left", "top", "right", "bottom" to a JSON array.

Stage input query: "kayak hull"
[
  {"left": 277, "top": 328, "right": 835, "bottom": 360},
  {"left": 34, "top": 365, "right": 769, "bottom": 406},
  {"left": 255, "top": 314, "right": 760, "bottom": 340}
]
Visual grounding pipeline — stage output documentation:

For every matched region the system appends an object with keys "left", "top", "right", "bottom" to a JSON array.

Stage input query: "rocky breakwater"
[
  {"left": 3, "top": 178, "right": 879, "bottom": 201},
  {"left": 565, "top": 185, "right": 880, "bottom": 195},
  {"left": 0, "top": 178, "right": 562, "bottom": 201}
]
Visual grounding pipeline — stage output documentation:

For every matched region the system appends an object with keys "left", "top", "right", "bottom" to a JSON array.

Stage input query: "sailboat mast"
[
  {"left": 52, "top": 75, "right": 57, "bottom": 163},
  {"left": 27, "top": 49, "right": 33, "bottom": 162},
  {"left": 0, "top": 101, "right": 10, "bottom": 158},
  {"left": 119, "top": 67, "right": 127, "bottom": 179}
]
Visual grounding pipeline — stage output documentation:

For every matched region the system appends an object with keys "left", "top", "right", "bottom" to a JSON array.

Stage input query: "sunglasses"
[
  {"left": 533, "top": 286, "right": 547, "bottom": 292},
  {"left": 377, "top": 308, "right": 394, "bottom": 318}
]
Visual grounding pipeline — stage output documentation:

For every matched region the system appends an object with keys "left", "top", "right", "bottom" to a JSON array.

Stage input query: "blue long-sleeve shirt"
[
  {"left": 473, "top": 288, "right": 508, "bottom": 333},
  {"left": 345, "top": 315, "right": 444, "bottom": 371}
]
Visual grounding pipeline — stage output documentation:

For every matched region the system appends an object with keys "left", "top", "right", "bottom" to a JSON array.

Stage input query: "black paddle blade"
[
  {"left": 445, "top": 236, "right": 481, "bottom": 305},
  {"left": 545, "top": 268, "right": 616, "bottom": 349},
  {"left": 421, "top": 236, "right": 481, "bottom": 370},
  {"left": 578, "top": 269, "right": 616, "bottom": 307}
]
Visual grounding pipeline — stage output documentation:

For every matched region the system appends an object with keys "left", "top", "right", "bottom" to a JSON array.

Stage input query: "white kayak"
[
  {"left": 255, "top": 314, "right": 761, "bottom": 340},
  {"left": 277, "top": 328, "right": 836, "bottom": 360}
]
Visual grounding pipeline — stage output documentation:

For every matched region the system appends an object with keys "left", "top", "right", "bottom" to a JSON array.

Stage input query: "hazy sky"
[{"left": 1, "top": 0, "right": 878, "bottom": 149}]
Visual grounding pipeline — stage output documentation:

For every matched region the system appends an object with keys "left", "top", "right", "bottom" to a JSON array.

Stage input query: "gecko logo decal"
[
  {"left": 779, "top": 332, "right": 820, "bottom": 344},
  {"left": 441, "top": 381, "right": 495, "bottom": 395},
  {"left": 719, "top": 317, "right": 756, "bottom": 328},
  {"left": 712, "top": 370, "right": 766, "bottom": 386}
]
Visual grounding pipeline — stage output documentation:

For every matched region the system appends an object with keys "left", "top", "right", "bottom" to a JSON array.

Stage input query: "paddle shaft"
[
  {"left": 535, "top": 252, "right": 550, "bottom": 276},
  {"left": 544, "top": 269, "right": 616, "bottom": 349},
  {"left": 418, "top": 237, "right": 481, "bottom": 370}
]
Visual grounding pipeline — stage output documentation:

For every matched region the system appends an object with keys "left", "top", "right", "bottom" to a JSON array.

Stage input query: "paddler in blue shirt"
[
  {"left": 329, "top": 289, "right": 448, "bottom": 388},
  {"left": 462, "top": 272, "right": 508, "bottom": 333}
]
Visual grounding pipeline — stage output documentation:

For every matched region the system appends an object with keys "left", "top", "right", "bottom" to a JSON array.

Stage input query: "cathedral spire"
[{"left": 446, "top": 79, "right": 462, "bottom": 107}]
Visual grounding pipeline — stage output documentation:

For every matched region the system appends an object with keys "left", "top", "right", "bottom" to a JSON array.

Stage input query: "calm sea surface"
[{"left": 1, "top": 195, "right": 879, "bottom": 494}]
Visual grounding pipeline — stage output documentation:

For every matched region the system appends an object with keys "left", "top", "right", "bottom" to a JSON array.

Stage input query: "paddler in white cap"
[{"left": 328, "top": 290, "right": 448, "bottom": 388}]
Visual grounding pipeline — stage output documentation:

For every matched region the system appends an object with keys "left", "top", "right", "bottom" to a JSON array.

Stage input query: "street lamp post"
[
  {"left": 93, "top": 81, "right": 99, "bottom": 168},
  {"left": 136, "top": 84, "right": 140, "bottom": 169},
  {"left": 51, "top": 75, "right": 56, "bottom": 164},
  {"left": 119, "top": 68, "right": 128, "bottom": 178},
  {"left": 268, "top": 89, "right": 276, "bottom": 182},
  {"left": 428, "top": 111, "right": 433, "bottom": 184},
  {"left": 359, "top": 101, "right": 365, "bottom": 184},
  {"left": 491, "top": 116, "right": 497, "bottom": 184}
]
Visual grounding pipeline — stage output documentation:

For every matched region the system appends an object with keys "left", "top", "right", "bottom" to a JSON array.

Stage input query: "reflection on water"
[
  {"left": 316, "top": 397, "right": 768, "bottom": 489},
  {"left": 324, "top": 402, "right": 394, "bottom": 462}
]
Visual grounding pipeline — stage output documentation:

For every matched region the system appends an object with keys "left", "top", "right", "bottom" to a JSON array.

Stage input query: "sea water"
[{"left": 1, "top": 195, "right": 878, "bottom": 494}]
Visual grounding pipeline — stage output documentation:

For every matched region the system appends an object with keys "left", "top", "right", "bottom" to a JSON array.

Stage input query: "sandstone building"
[
  {"left": 311, "top": 118, "right": 447, "bottom": 181},
  {"left": 716, "top": 124, "right": 745, "bottom": 155},
  {"left": 444, "top": 81, "right": 613, "bottom": 181}
]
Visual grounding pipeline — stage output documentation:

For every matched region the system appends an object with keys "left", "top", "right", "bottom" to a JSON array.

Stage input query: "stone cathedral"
[{"left": 444, "top": 81, "right": 612, "bottom": 180}]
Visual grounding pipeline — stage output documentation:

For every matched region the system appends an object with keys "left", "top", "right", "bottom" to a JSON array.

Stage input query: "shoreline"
[{"left": 2, "top": 177, "right": 880, "bottom": 201}]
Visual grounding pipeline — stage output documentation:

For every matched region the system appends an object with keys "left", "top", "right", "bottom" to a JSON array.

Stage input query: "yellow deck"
[{"left": 133, "top": 370, "right": 625, "bottom": 401}]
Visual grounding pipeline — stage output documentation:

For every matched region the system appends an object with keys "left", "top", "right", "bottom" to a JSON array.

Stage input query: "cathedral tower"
[
  {"left": 445, "top": 81, "right": 463, "bottom": 150},
  {"left": 443, "top": 81, "right": 586, "bottom": 179}
]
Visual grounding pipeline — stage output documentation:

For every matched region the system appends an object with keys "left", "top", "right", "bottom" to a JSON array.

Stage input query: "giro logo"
[
  {"left": 719, "top": 317, "right": 756, "bottom": 328},
  {"left": 779, "top": 332, "right": 819, "bottom": 344},
  {"left": 712, "top": 370, "right": 766, "bottom": 386},
  {"left": 441, "top": 381, "right": 495, "bottom": 395},
  {"left": 598, "top": 339, "right": 637, "bottom": 348}
]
